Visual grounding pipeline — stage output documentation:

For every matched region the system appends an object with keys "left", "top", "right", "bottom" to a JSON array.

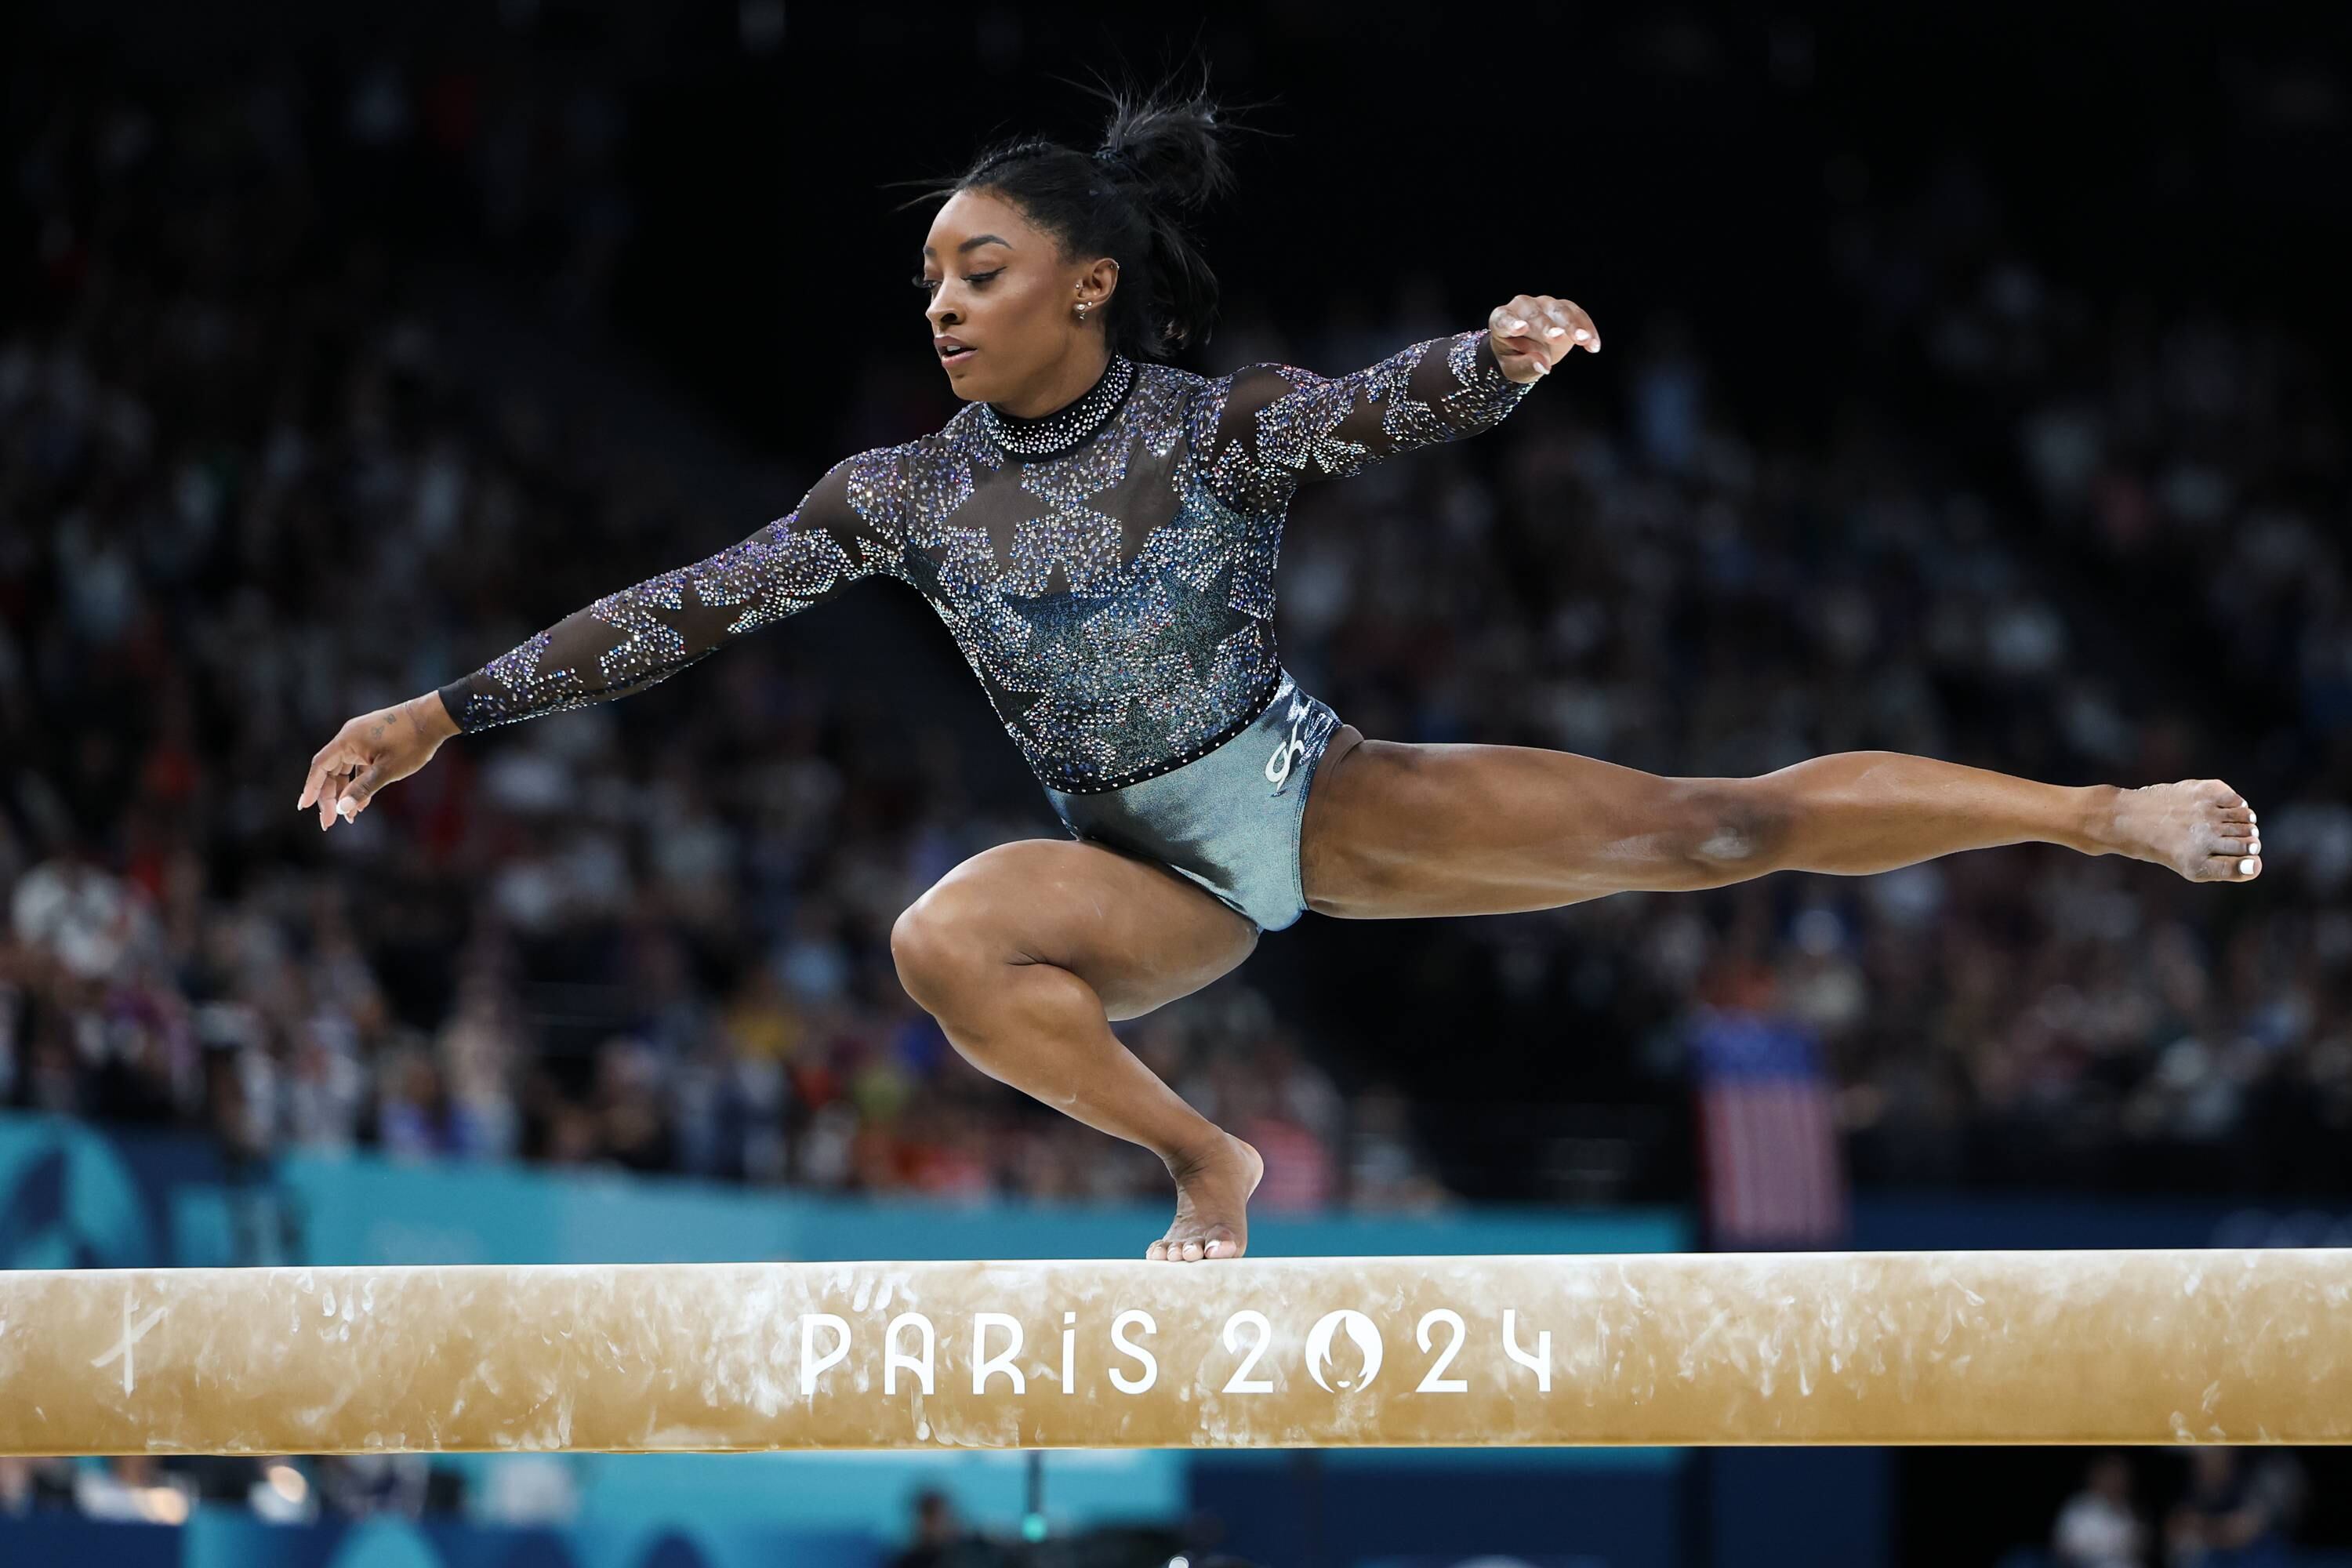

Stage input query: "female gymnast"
[{"left": 297, "top": 79, "right": 2263, "bottom": 1262}]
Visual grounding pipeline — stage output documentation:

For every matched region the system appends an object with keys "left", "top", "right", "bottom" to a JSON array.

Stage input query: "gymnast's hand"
[
  {"left": 1488, "top": 295, "right": 1600, "bottom": 383},
  {"left": 296, "top": 692, "right": 459, "bottom": 832}
]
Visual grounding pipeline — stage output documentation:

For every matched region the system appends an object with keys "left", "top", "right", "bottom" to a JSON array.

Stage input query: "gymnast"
[{"left": 297, "top": 73, "right": 2262, "bottom": 1264}]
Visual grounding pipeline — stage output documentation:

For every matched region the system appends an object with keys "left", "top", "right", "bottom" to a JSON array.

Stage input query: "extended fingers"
[
  {"left": 298, "top": 746, "right": 332, "bottom": 811},
  {"left": 1528, "top": 296, "right": 1599, "bottom": 357},
  {"left": 301, "top": 760, "right": 339, "bottom": 826},
  {"left": 303, "top": 745, "right": 355, "bottom": 830},
  {"left": 1549, "top": 297, "right": 1601, "bottom": 353}
]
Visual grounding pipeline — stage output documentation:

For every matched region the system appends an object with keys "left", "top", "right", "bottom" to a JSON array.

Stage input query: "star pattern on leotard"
[
  {"left": 1150, "top": 556, "right": 1258, "bottom": 682},
  {"left": 1001, "top": 574, "right": 1127, "bottom": 683},
  {"left": 1249, "top": 370, "right": 1374, "bottom": 484},
  {"left": 1368, "top": 350, "right": 1454, "bottom": 450},
  {"left": 439, "top": 329, "right": 1535, "bottom": 792},
  {"left": 999, "top": 415, "right": 1134, "bottom": 593},
  {"left": 1000, "top": 503, "right": 1127, "bottom": 594},
  {"left": 578, "top": 524, "right": 852, "bottom": 685},
  {"left": 968, "top": 648, "right": 1044, "bottom": 732},
  {"left": 899, "top": 545, "right": 964, "bottom": 629}
]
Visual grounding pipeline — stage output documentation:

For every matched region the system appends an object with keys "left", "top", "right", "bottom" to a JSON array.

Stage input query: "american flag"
[{"left": 1690, "top": 1004, "right": 1848, "bottom": 1249}]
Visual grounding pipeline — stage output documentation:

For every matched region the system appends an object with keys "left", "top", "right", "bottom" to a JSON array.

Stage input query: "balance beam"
[{"left": 1, "top": 1250, "right": 2344, "bottom": 1453}]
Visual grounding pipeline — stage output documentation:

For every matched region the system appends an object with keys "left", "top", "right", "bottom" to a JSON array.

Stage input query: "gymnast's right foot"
[
  {"left": 2100, "top": 780, "right": 2262, "bottom": 882},
  {"left": 1149, "top": 1132, "right": 1263, "bottom": 1262}
]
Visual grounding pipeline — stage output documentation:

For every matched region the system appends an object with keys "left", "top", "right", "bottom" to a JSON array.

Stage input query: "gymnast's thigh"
[
  {"left": 1298, "top": 734, "right": 1725, "bottom": 919},
  {"left": 893, "top": 836, "right": 1260, "bottom": 1022}
]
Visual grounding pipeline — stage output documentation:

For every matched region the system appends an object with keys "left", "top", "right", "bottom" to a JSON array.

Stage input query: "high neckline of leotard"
[{"left": 978, "top": 354, "right": 1136, "bottom": 461}]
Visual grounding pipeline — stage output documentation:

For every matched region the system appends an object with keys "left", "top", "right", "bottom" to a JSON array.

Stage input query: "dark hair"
[{"left": 891, "top": 65, "right": 1271, "bottom": 361}]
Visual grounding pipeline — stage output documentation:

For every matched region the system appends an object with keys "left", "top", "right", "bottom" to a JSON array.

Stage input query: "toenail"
[{"left": 2240, "top": 857, "right": 2257, "bottom": 875}]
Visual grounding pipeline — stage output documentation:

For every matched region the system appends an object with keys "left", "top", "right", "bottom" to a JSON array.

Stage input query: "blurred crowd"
[
  {"left": 3, "top": 1450, "right": 444, "bottom": 1529},
  {"left": 4, "top": 38, "right": 2350, "bottom": 1214},
  {"left": 1280, "top": 175, "right": 2349, "bottom": 1192},
  {"left": 2047, "top": 1449, "right": 2307, "bottom": 1568}
]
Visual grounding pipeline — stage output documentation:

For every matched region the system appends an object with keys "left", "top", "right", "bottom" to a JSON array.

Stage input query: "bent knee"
[
  {"left": 890, "top": 887, "right": 1002, "bottom": 1009},
  {"left": 889, "top": 840, "right": 1067, "bottom": 1006},
  {"left": 1675, "top": 778, "right": 1794, "bottom": 878}
]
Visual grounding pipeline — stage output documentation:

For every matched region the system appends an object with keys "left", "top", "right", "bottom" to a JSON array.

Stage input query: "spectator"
[
  {"left": 2054, "top": 1453, "right": 2147, "bottom": 1568},
  {"left": 2163, "top": 1448, "right": 2299, "bottom": 1568},
  {"left": 889, "top": 1487, "right": 985, "bottom": 1568}
]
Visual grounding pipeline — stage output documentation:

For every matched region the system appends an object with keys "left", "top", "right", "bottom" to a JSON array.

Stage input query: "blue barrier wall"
[{"left": 0, "top": 1509, "right": 885, "bottom": 1568}]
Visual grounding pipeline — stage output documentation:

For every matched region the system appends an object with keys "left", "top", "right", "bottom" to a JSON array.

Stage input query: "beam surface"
[{"left": 1, "top": 1250, "right": 2346, "bottom": 1453}]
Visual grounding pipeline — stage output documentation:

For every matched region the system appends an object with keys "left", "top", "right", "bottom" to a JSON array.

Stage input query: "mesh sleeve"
[
  {"left": 434, "top": 448, "right": 904, "bottom": 733},
  {"left": 1193, "top": 327, "right": 1535, "bottom": 513}
]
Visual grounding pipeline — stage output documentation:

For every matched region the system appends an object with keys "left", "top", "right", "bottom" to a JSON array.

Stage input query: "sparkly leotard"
[{"left": 436, "top": 328, "right": 1534, "bottom": 800}]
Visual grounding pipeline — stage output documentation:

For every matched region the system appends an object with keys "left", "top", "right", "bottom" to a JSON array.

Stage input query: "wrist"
[
  {"left": 1477, "top": 328, "right": 1543, "bottom": 387},
  {"left": 2073, "top": 783, "right": 2122, "bottom": 856},
  {"left": 411, "top": 690, "right": 463, "bottom": 742}
]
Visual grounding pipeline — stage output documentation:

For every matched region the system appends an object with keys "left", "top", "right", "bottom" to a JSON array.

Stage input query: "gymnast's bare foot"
[
  {"left": 1149, "top": 1132, "right": 1263, "bottom": 1261},
  {"left": 2100, "top": 781, "right": 2263, "bottom": 882}
]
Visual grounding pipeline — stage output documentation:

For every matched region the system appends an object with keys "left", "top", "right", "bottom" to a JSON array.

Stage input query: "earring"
[{"left": 1076, "top": 301, "right": 1090, "bottom": 318}]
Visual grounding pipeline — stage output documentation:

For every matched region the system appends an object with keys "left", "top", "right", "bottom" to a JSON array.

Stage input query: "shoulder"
[
  {"left": 878, "top": 407, "right": 992, "bottom": 478},
  {"left": 812, "top": 416, "right": 999, "bottom": 535},
  {"left": 786, "top": 441, "right": 919, "bottom": 535},
  {"left": 822, "top": 422, "right": 975, "bottom": 493},
  {"left": 1171, "top": 358, "right": 1322, "bottom": 447}
]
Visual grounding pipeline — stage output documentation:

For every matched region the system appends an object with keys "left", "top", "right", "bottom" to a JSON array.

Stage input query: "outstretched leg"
[
  {"left": 891, "top": 837, "right": 1265, "bottom": 1260},
  {"left": 1300, "top": 726, "right": 2263, "bottom": 919}
]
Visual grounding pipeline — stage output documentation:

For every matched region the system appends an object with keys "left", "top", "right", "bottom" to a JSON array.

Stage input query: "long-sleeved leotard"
[{"left": 435, "top": 328, "right": 1534, "bottom": 793}]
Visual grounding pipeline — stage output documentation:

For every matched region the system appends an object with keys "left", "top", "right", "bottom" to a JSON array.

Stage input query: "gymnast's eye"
[{"left": 909, "top": 271, "right": 1002, "bottom": 295}]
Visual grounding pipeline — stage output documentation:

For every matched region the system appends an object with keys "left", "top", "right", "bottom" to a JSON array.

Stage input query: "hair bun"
[
  {"left": 1091, "top": 82, "right": 1234, "bottom": 218},
  {"left": 896, "top": 64, "right": 1250, "bottom": 360}
]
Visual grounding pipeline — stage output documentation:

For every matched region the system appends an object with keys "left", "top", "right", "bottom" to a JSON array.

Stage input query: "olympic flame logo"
[{"left": 1303, "top": 1308, "right": 1384, "bottom": 1392}]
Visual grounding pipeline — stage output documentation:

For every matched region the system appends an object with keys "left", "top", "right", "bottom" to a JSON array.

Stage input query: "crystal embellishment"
[{"left": 978, "top": 355, "right": 1137, "bottom": 459}]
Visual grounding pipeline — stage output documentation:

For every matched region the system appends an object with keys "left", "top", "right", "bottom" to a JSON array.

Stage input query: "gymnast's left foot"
[
  {"left": 2100, "top": 780, "right": 2262, "bottom": 882},
  {"left": 1149, "top": 1131, "right": 1263, "bottom": 1261}
]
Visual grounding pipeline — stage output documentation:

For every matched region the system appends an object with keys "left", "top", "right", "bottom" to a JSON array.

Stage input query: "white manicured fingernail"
[
  {"left": 2240, "top": 857, "right": 2257, "bottom": 875},
  {"left": 1546, "top": 325, "right": 1564, "bottom": 337},
  {"left": 338, "top": 798, "right": 355, "bottom": 818},
  {"left": 1508, "top": 318, "right": 1527, "bottom": 332},
  {"left": 1575, "top": 328, "right": 1591, "bottom": 340}
]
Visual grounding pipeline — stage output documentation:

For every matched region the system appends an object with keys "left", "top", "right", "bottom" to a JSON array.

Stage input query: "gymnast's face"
[{"left": 919, "top": 187, "right": 1119, "bottom": 406}]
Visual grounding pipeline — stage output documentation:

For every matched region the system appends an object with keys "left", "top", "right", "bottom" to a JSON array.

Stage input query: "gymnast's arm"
[
  {"left": 1192, "top": 296, "right": 1595, "bottom": 511},
  {"left": 295, "top": 449, "right": 902, "bottom": 829}
]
